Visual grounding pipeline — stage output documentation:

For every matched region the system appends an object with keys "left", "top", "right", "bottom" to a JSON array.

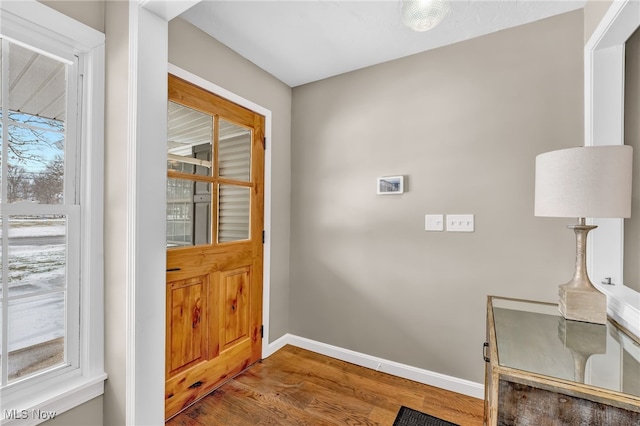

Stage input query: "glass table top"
[{"left": 491, "top": 297, "right": 640, "bottom": 397}]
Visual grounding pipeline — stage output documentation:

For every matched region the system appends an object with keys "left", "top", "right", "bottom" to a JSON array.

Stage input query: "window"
[
  {"left": 0, "top": 37, "right": 78, "bottom": 385},
  {"left": 0, "top": 1, "right": 105, "bottom": 422}
]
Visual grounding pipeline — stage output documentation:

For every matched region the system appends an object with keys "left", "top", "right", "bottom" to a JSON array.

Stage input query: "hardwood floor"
[{"left": 166, "top": 345, "right": 484, "bottom": 426}]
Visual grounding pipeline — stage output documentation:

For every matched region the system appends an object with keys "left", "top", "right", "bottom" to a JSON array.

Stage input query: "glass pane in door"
[
  {"left": 217, "top": 185, "right": 250, "bottom": 243},
  {"left": 218, "top": 119, "right": 251, "bottom": 181},
  {"left": 166, "top": 178, "right": 211, "bottom": 247},
  {"left": 167, "top": 101, "right": 213, "bottom": 176}
]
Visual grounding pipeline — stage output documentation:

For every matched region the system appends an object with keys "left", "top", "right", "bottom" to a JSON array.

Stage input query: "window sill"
[{"left": 0, "top": 371, "right": 107, "bottom": 426}]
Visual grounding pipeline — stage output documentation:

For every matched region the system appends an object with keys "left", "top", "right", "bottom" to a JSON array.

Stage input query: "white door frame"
[
  {"left": 586, "top": 0, "right": 640, "bottom": 339},
  {"left": 126, "top": 1, "right": 272, "bottom": 424}
]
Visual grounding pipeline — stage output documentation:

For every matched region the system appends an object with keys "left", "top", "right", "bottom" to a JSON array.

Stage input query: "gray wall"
[
  {"left": 103, "top": 1, "right": 129, "bottom": 425},
  {"left": 168, "top": 18, "right": 293, "bottom": 343},
  {"left": 42, "top": 397, "right": 102, "bottom": 426},
  {"left": 289, "top": 10, "right": 583, "bottom": 384},
  {"left": 40, "top": 0, "right": 104, "bottom": 33},
  {"left": 584, "top": 0, "right": 613, "bottom": 43}
]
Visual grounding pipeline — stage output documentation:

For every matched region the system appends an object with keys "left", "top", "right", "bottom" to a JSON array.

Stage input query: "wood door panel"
[
  {"left": 166, "top": 275, "right": 208, "bottom": 376},
  {"left": 166, "top": 245, "right": 254, "bottom": 278},
  {"left": 165, "top": 338, "right": 252, "bottom": 419},
  {"left": 220, "top": 267, "right": 251, "bottom": 349}
]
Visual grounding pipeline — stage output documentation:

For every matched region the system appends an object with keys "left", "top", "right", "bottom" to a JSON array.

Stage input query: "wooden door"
[{"left": 165, "top": 74, "right": 264, "bottom": 420}]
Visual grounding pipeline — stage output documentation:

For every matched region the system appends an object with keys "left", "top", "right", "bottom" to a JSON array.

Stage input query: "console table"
[{"left": 484, "top": 296, "right": 640, "bottom": 425}]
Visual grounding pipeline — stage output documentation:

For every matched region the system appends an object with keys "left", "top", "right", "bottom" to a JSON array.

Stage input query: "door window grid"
[{"left": 167, "top": 102, "right": 253, "bottom": 248}]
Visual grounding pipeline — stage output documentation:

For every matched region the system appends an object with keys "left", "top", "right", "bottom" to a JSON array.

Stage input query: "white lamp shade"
[{"left": 535, "top": 145, "right": 633, "bottom": 218}]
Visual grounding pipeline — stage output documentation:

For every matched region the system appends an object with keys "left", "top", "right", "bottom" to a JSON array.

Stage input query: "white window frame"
[
  {"left": 0, "top": 2, "right": 105, "bottom": 425},
  {"left": 586, "top": 0, "right": 640, "bottom": 339}
]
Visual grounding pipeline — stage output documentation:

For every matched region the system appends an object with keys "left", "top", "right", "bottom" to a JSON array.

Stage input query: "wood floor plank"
[
  {"left": 421, "top": 384, "right": 485, "bottom": 425},
  {"left": 304, "top": 396, "right": 379, "bottom": 426},
  {"left": 164, "top": 415, "right": 207, "bottom": 426},
  {"left": 215, "top": 381, "right": 319, "bottom": 426},
  {"left": 367, "top": 405, "right": 397, "bottom": 424},
  {"left": 273, "top": 349, "right": 426, "bottom": 411},
  {"left": 217, "top": 383, "right": 289, "bottom": 425},
  {"left": 166, "top": 345, "right": 484, "bottom": 426},
  {"left": 234, "top": 368, "right": 314, "bottom": 411},
  {"left": 283, "top": 346, "right": 455, "bottom": 411},
  {"left": 183, "top": 388, "right": 259, "bottom": 426}
]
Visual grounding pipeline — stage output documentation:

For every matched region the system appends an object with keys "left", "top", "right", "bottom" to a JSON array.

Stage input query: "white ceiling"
[{"left": 180, "top": 0, "right": 585, "bottom": 88}]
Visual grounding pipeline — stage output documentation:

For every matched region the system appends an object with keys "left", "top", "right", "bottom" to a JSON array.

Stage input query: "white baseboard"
[
  {"left": 264, "top": 333, "right": 484, "bottom": 400},
  {"left": 264, "top": 332, "right": 291, "bottom": 357}
]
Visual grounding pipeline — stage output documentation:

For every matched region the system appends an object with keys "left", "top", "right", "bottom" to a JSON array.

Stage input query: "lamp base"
[
  {"left": 557, "top": 317, "right": 607, "bottom": 382},
  {"left": 559, "top": 283, "right": 607, "bottom": 324}
]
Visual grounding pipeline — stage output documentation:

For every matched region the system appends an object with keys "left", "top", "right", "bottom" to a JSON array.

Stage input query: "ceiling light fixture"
[{"left": 401, "top": 0, "right": 450, "bottom": 32}]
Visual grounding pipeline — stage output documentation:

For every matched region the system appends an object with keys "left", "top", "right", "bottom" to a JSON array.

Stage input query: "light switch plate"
[
  {"left": 447, "top": 214, "right": 474, "bottom": 232},
  {"left": 425, "top": 214, "right": 444, "bottom": 231}
]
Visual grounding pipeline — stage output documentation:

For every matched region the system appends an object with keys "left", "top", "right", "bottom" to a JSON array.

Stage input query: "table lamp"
[{"left": 534, "top": 145, "right": 633, "bottom": 324}]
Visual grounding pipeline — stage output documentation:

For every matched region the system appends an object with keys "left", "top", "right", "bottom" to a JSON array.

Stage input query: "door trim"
[
  {"left": 585, "top": 0, "right": 640, "bottom": 339},
  {"left": 127, "top": 4, "right": 170, "bottom": 425},
  {"left": 167, "top": 63, "right": 276, "bottom": 358}
]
